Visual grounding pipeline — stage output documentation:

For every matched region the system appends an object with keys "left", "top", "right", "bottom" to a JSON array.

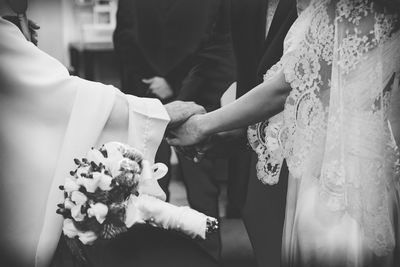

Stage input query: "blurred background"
[
  {"left": 0, "top": 0, "right": 121, "bottom": 85},
  {"left": 1, "top": 0, "right": 118, "bottom": 79}
]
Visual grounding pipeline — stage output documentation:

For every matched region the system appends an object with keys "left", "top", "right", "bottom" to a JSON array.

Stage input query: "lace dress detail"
[
  {"left": 248, "top": 64, "right": 285, "bottom": 185},
  {"left": 249, "top": 0, "right": 400, "bottom": 261}
]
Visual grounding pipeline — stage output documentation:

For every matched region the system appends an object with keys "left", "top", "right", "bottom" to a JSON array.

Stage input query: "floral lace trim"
[
  {"left": 248, "top": 114, "right": 285, "bottom": 185},
  {"left": 248, "top": 63, "right": 285, "bottom": 185},
  {"left": 336, "top": 0, "right": 399, "bottom": 73},
  {"left": 280, "top": 0, "right": 332, "bottom": 179},
  {"left": 336, "top": 0, "right": 373, "bottom": 25}
]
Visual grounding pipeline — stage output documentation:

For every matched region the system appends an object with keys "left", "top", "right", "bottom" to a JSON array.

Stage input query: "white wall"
[
  {"left": 1, "top": 0, "right": 80, "bottom": 66},
  {"left": 29, "top": 0, "right": 66, "bottom": 63}
]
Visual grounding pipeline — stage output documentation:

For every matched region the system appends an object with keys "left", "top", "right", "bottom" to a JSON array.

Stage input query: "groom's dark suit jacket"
[{"left": 229, "top": 0, "right": 297, "bottom": 266}]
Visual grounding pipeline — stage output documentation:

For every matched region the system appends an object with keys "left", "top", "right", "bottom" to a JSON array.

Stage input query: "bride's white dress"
[
  {"left": 0, "top": 18, "right": 169, "bottom": 267},
  {"left": 249, "top": 1, "right": 400, "bottom": 266}
]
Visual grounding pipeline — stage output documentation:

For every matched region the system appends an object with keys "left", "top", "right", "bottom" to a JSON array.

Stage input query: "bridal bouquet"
[{"left": 56, "top": 142, "right": 218, "bottom": 246}]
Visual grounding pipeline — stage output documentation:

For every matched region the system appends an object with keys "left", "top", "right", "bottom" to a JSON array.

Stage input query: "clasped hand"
[
  {"left": 164, "top": 102, "right": 246, "bottom": 162},
  {"left": 164, "top": 101, "right": 209, "bottom": 162}
]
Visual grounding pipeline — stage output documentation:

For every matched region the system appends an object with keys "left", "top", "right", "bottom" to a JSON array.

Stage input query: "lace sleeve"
[
  {"left": 246, "top": 1, "right": 317, "bottom": 185},
  {"left": 247, "top": 63, "right": 285, "bottom": 185},
  {"left": 246, "top": 1, "right": 322, "bottom": 185}
]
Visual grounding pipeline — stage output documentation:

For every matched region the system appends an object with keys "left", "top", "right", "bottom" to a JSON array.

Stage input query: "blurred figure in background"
[{"left": 113, "top": 0, "right": 235, "bottom": 264}]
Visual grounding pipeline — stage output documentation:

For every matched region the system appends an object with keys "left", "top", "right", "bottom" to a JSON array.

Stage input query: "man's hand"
[
  {"left": 164, "top": 101, "right": 206, "bottom": 130},
  {"left": 143, "top": 77, "right": 174, "bottom": 100},
  {"left": 2, "top": 16, "right": 40, "bottom": 45}
]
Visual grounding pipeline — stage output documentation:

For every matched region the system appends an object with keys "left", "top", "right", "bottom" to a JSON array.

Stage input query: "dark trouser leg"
[
  {"left": 226, "top": 150, "right": 253, "bottom": 218},
  {"left": 242, "top": 154, "right": 288, "bottom": 267}
]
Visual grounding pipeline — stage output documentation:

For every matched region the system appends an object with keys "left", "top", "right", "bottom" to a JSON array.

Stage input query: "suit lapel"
[
  {"left": 257, "top": 0, "right": 297, "bottom": 76},
  {"left": 230, "top": 0, "right": 269, "bottom": 97},
  {"left": 264, "top": 0, "right": 290, "bottom": 44}
]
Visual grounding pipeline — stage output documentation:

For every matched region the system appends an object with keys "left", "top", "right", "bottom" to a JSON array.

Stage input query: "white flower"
[
  {"left": 86, "top": 148, "right": 106, "bottom": 166},
  {"left": 108, "top": 159, "right": 122, "bottom": 177},
  {"left": 64, "top": 177, "right": 80, "bottom": 193},
  {"left": 63, "top": 219, "right": 79, "bottom": 238},
  {"left": 87, "top": 203, "right": 109, "bottom": 224},
  {"left": 93, "top": 173, "right": 113, "bottom": 191},
  {"left": 78, "top": 231, "right": 98, "bottom": 245},
  {"left": 64, "top": 198, "right": 75, "bottom": 210},
  {"left": 76, "top": 165, "right": 90, "bottom": 178},
  {"left": 77, "top": 173, "right": 113, "bottom": 193},
  {"left": 71, "top": 191, "right": 88, "bottom": 206},
  {"left": 71, "top": 205, "right": 85, "bottom": 222},
  {"left": 76, "top": 177, "right": 94, "bottom": 193},
  {"left": 103, "top": 142, "right": 124, "bottom": 161}
]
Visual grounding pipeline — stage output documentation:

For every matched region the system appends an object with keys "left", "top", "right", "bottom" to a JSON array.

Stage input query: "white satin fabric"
[
  {"left": 126, "top": 194, "right": 209, "bottom": 240},
  {"left": 0, "top": 18, "right": 169, "bottom": 267},
  {"left": 248, "top": 1, "right": 400, "bottom": 266}
]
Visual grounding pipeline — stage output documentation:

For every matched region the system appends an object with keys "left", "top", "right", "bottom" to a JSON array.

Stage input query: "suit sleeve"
[
  {"left": 113, "top": 0, "right": 144, "bottom": 66},
  {"left": 176, "top": 0, "right": 236, "bottom": 112},
  {"left": 113, "top": 0, "right": 149, "bottom": 96}
]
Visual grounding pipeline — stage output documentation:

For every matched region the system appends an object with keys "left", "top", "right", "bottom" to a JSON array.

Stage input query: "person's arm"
[
  {"left": 113, "top": 0, "right": 149, "bottom": 96},
  {"left": 167, "top": 70, "right": 291, "bottom": 146},
  {"left": 113, "top": 0, "right": 137, "bottom": 66},
  {"left": 100, "top": 91, "right": 206, "bottom": 163},
  {"left": 176, "top": 0, "right": 236, "bottom": 111},
  {"left": 0, "top": 17, "right": 205, "bottom": 150}
]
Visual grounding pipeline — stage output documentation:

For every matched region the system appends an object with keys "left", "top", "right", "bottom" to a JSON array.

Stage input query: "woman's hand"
[
  {"left": 143, "top": 77, "right": 174, "bottom": 100},
  {"left": 166, "top": 114, "right": 208, "bottom": 146}
]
